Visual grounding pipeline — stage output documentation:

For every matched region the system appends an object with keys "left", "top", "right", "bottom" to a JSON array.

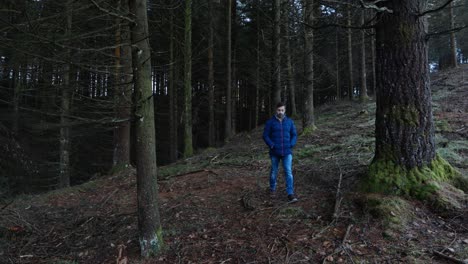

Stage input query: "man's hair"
[{"left": 276, "top": 102, "right": 285, "bottom": 108}]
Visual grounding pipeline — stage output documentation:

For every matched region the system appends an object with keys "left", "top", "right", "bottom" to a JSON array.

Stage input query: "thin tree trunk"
[
  {"left": 183, "top": 0, "right": 193, "bottom": 157},
  {"left": 12, "top": 64, "right": 20, "bottom": 134},
  {"left": 371, "top": 28, "right": 376, "bottom": 97},
  {"left": 347, "top": 4, "right": 354, "bottom": 100},
  {"left": 232, "top": 51, "right": 237, "bottom": 134},
  {"left": 225, "top": 0, "right": 232, "bottom": 140},
  {"left": 255, "top": 0, "right": 261, "bottom": 127},
  {"left": 285, "top": 0, "right": 297, "bottom": 117},
  {"left": 59, "top": 0, "right": 72, "bottom": 188},
  {"left": 449, "top": 1, "right": 457, "bottom": 68},
  {"left": 169, "top": 9, "right": 178, "bottom": 161},
  {"left": 207, "top": 0, "right": 215, "bottom": 147},
  {"left": 335, "top": 28, "right": 340, "bottom": 101},
  {"left": 273, "top": 0, "right": 281, "bottom": 105},
  {"left": 113, "top": 0, "right": 132, "bottom": 167},
  {"left": 359, "top": 9, "right": 368, "bottom": 102},
  {"left": 130, "top": 0, "right": 163, "bottom": 256},
  {"left": 302, "top": 0, "right": 315, "bottom": 131}
]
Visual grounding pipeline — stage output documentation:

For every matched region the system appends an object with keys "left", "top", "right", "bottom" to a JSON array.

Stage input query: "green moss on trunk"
[
  {"left": 385, "top": 105, "right": 419, "bottom": 127},
  {"left": 361, "top": 155, "right": 461, "bottom": 199},
  {"left": 301, "top": 125, "right": 317, "bottom": 136}
]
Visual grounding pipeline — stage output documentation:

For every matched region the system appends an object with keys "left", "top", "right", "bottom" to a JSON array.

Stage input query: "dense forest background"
[
  {"left": 1, "top": 0, "right": 467, "bottom": 196},
  {"left": 1, "top": 0, "right": 468, "bottom": 262}
]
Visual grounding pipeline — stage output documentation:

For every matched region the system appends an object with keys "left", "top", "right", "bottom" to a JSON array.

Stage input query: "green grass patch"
[
  {"left": 437, "top": 140, "right": 468, "bottom": 167},
  {"left": 434, "top": 119, "right": 452, "bottom": 132}
]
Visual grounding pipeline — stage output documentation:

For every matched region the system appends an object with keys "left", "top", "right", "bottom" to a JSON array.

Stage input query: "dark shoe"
[{"left": 287, "top": 194, "right": 298, "bottom": 203}]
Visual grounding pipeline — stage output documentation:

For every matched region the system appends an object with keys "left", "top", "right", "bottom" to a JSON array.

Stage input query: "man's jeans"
[{"left": 270, "top": 154, "right": 294, "bottom": 195}]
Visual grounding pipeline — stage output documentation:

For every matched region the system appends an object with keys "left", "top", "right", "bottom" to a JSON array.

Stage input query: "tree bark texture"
[
  {"left": 208, "top": 0, "right": 215, "bottom": 147},
  {"left": 225, "top": 0, "right": 232, "bottom": 140},
  {"left": 374, "top": 0, "right": 435, "bottom": 168},
  {"left": 113, "top": 0, "right": 132, "bottom": 167},
  {"left": 303, "top": 0, "right": 315, "bottom": 130},
  {"left": 59, "top": 0, "right": 72, "bottom": 188},
  {"left": 169, "top": 10, "right": 178, "bottom": 162},
  {"left": 272, "top": 0, "right": 281, "bottom": 105},
  {"left": 347, "top": 4, "right": 354, "bottom": 100},
  {"left": 183, "top": 0, "right": 193, "bottom": 157},
  {"left": 449, "top": 1, "right": 457, "bottom": 68},
  {"left": 359, "top": 9, "right": 368, "bottom": 101},
  {"left": 284, "top": 0, "right": 297, "bottom": 117},
  {"left": 130, "top": 0, "right": 163, "bottom": 256}
]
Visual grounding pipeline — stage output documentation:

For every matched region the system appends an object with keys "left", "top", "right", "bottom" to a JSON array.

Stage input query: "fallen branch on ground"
[{"left": 433, "top": 250, "right": 468, "bottom": 264}]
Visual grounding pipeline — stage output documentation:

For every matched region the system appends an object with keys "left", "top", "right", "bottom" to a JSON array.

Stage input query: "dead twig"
[
  {"left": 333, "top": 172, "right": 343, "bottom": 220},
  {"left": 433, "top": 250, "right": 468, "bottom": 264},
  {"left": 322, "top": 224, "right": 354, "bottom": 264}
]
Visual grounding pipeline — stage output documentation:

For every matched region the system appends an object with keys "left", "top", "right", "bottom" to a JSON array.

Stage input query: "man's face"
[{"left": 276, "top": 106, "right": 286, "bottom": 117}]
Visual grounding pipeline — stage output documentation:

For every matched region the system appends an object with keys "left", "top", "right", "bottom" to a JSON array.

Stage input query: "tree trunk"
[
  {"left": 183, "top": 0, "right": 193, "bottom": 157},
  {"left": 12, "top": 63, "right": 20, "bottom": 134},
  {"left": 365, "top": 0, "right": 458, "bottom": 197},
  {"left": 129, "top": 0, "right": 163, "bottom": 256},
  {"left": 113, "top": 0, "right": 132, "bottom": 167},
  {"left": 59, "top": 0, "right": 72, "bottom": 188},
  {"left": 449, "top": 1, "right": 457, "bottom": 68},
  {"left": 254, "top": 0, "right": 261, "bottom": 127},
  {"left": 284, "top": 0, "right": 297, "bottom": 117},
  {"left": 232, "top": 50, "right": 237, "bottom": 134},
  {"left": 302, "top": 0, "right": 315, "bottom": 132},
  {"left": 207, "top": 0, "right": 215, "bottom": 147},
  {"left": 335, "top": 28, "right": 340, "bottom": 101},
  {"left": 169, "top": 9, "right": 178, "bottom": 161},
  {"left": 225, "top": 0, "right": 232, "bottom": 140},
  {"left": 359, "top": 9, "right": 368, "bottom": 102},
  {"left": 272, "top": 0, "right": 281, "bottom": 105},
  {"left": 347, "top": 4, "right": 354, "bottom": 100},
  {"left": 371, "top": 28, "right": 376, "bottom": 97}
]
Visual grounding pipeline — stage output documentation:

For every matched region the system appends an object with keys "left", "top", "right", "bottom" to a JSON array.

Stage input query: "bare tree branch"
[
  {"left": 426, "top": 25, "right": 468, "bottom": 39},
  {"left": 360, "top": 0, "right": 393, "bottom": 13},
  {"left": 90, "top": 0, "right": 135, "bottom": 24},
  {"left": 418, "top": 0, "right": 454, "bottom": 17}
]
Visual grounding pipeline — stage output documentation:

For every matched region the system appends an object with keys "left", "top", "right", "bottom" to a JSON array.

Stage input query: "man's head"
[{"left": 276, "top": 102, "right": 286, "bottom": 119}]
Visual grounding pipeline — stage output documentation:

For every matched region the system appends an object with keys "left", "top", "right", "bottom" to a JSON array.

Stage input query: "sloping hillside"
[{"left": 1, "top": 66, "right": 467, "bottom": 263}]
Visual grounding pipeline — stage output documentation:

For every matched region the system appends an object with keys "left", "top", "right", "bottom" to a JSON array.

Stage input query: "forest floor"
[{"left": 1, "top": 66, "right": 468, "bottom": 264}]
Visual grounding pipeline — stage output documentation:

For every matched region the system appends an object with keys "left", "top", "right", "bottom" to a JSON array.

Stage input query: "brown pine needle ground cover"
[{"left": 1, "top": 66, "right": 467, "bottom": 263}]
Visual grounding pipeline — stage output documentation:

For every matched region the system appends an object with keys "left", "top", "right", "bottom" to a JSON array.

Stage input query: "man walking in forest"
[{"left": 263, "top": 102, "right": 298, "bottom": 202}]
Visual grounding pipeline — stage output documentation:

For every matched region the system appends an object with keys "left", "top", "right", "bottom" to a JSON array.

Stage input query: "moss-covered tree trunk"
[
  {"left": 183, "top": 0, "right": 193, "bottom": 157},
  {"left": 365, "top": 0, "right": 458, "bottom": 197},
  {"left": 129, "top": 0, "right": 163, "bottom": 256},
  {"left": 113, "top": 0, "right": 132, "bottom": 167},
  {"left": 302, "top": 0, "right": 316, "bottom": 132}
]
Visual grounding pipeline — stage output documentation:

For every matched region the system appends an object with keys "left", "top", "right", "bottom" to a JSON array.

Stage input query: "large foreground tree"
[
  {"left": 363, "top": 0, "right": 461, "bottom": 197},
  {"left": 130, "top": 0, "right": 163, "bottom": 257}
]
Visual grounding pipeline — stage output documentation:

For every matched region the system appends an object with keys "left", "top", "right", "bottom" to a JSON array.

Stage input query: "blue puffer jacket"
[{"left": 263, "top": 115, "right": 298, "bottom": 157}]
